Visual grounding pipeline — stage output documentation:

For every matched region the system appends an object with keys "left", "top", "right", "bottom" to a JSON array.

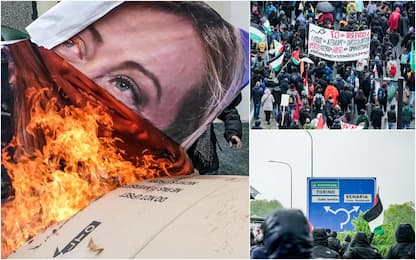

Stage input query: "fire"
[{"left": 1, "top": 90, "right": 177, "bottom": 256}]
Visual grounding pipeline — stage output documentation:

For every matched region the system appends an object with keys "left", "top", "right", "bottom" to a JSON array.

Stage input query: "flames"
[{"left": 1, "top": 87, "right": 178, "bottom": 258}]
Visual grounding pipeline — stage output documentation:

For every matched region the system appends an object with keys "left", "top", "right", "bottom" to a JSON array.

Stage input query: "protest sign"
[
  {"left": 280, "top": 94, "right": 290, "bottom": 107},
  {"left": 308, "top": 24, "right": 370, "bottom": 61}
]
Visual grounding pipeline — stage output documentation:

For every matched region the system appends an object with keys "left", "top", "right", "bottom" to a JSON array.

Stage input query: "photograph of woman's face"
[{"left": 53, "top": 4, "right": 206, "bottom": 132}]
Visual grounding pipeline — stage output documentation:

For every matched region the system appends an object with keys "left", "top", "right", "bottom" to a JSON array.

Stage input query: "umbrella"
[
  {"left": 316, "top": 2, "right": 334, "bottom": 13},
  {"left": 301, "top": 57, "right": 314, "bottom": 64}
]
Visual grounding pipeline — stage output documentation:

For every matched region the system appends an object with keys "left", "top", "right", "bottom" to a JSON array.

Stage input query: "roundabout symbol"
[{"left": 323, "top": 206, "right": 360, "bottom": 229}]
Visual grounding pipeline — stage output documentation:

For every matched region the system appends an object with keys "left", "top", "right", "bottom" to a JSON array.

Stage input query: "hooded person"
[
  {"left": 311, "top": 228, "right": 340, "bottom": 258},
  {"left": 386, "top": 223, "right": 415, "bottom": 259},
  {"left": 339, "top": 234, "right": 352, "bottom": 256},
  {"left": 1, "top": 2, "right": 248, "bottom": 257},
  {"left": 389, "top": 7, "right": 401, "bottom": 33},
  {"left": 328, "top": 231, "right": 342, "bottom": 253},
  {"left": 262, "top": 208, "right": 312, "bottom": 258},
  {"left": 343, "top": 231, "right": 382, "bottom": 259}
]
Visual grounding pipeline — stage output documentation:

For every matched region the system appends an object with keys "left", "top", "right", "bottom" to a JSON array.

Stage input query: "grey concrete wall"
[{"left": 1, "top": 1, "right": 33, "bottom": 32}]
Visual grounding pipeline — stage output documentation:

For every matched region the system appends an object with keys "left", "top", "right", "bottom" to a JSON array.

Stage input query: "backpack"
[
  {"left": 355, "top": 88, "right": 366, "bottom": 100},
  {"left": 377, "top": 87, "right": 386, "bottom": 102},
  {"left": 313, "top": 94, "right": 323, "bottom": 110},
  {"left": 289, "top": 92, "right": 297, "bottom": 105}
]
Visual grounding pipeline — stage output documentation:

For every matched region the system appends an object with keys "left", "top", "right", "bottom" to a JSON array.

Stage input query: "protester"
[
  {"left": 262, "top": 208, "right": 312, "bottom": 258},
  {"left": 356, "top": 109, "right": 370, "bottom": 129},
  {"left": 261, "top": 88, "right": 275, "bottom": 125},
  {"left": 251, "top": 223, "right": 267, "bottom": 259},
  {"left": 402, "top": 104, "right": 413, "bottom": 129},
  {"left": 328, "top": 231, "right": 342, "bottom": 253},
  {"left": 311, "top": 228, "right": 340, "bottom": 258},
  {"left": 343, "top": 231, "right": 382, "bottom": 258},
  {"left": 386, "top": 223, "right": 415, "bottom": 259},
  {"left": 339, "top": 234, "right": 352, "bottom": 257},
  {"left": 387, "top": 104, "right": 397, "bottom": 129},
  {"left": 188, "top": 94, "right": 242, "bottom": 174},
  {"left": 370, "top": 104, "right": 384, "bottom": 129}
]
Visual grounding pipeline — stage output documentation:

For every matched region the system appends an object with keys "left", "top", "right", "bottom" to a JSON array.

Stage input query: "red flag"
[{"left": 316, "top": 113, "right": 325, "bottom": 129}]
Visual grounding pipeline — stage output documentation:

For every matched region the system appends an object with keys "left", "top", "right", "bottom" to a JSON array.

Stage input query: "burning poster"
[{"left": 1, "top": 2, "right": 248, "bottom": 257}]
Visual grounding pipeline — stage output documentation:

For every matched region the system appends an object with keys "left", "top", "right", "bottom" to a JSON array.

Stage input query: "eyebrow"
[
  {"left": 87, "top": 25, "right": 103, "bottom": 45},
  {"left": 117, "top": 61, "right": 162, "bottom": 100},
  {"left": 88, "top": 26, "right": 161, "bottom": 99}
]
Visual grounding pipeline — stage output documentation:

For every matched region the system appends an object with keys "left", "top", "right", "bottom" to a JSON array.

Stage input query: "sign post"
[{"left": 307, "top": 177, "right": 376, "bottom": 231}]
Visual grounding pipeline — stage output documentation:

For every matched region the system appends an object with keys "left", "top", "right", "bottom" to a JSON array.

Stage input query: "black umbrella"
[{"left": 316, "top": 2, "right": 334, "bottom": 13}]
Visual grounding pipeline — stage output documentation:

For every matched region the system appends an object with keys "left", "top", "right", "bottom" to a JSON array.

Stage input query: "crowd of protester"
[
  {"left": 251, "top": 1, "right": 415, "bottom": 129},
  {"left": 250, "top": 208, "right": 415, "bottom": 259}
]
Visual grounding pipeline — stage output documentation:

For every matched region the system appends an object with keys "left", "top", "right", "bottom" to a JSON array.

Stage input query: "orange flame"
[{"left": 1, "top": 41, "right": 192, "bottom": 258}]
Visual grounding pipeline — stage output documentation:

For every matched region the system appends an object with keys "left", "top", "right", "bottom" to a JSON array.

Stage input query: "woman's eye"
[
  {"left": 59, "top": 38, "right": 83, "bottom": 60},
  {"left": 109, "top": 75, "right": 141, "bottom": 105}
]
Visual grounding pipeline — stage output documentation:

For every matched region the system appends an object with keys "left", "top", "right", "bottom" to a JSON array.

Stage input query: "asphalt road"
[{"left": 214, "top": 122, "right": 249, "bottom": 176}]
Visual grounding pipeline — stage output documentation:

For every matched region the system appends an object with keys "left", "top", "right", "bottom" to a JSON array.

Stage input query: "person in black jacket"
[
  {"left": 343, "top": 231, "right": 382, "bottom": 259},
  {"left": 339, "top": 85, "right": 353, "bottom": 113},
  {"left": 188, "top": 94, "right": 242, "bottom": 174},
  {"left": 328, "top": 231, "right": 342, "bottom": 253},
  {"left": 370, "top": 104, "right": 384, "bottom": 129},
  {"left": 339, "top": 234, "right": 352, "bottom": 257},
  {"left": 386, "top": 223, "right": 415, "bottom": 259},
  {"left": 262, "top": 208, "right": 312, "bottom": 259},
  {"left": 387, "top": 105, "right": 397, "bottom": 129},
  {"left": 311, "top": 228, "right": 340, "bottom": 258}
]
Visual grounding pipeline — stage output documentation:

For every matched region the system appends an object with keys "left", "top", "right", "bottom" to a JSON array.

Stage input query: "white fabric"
[
  {"left": 368, "top": 212, "right": 384, "bottom": 232},
  {"left": 26, "top": 1, "right": 123, "bottom": 49}
]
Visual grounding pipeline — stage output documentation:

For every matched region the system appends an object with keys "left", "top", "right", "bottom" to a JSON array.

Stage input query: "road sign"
[{"left": 307, "top": 178, "right": 376, "bottom": 232}]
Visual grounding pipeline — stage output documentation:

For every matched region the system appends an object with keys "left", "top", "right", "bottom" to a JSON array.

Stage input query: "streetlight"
[
  {"left": 305, "top": 130, "right": 314, "bottom": 177},
  {"left": 268, "top": 160, "right": 293, "bottom": 208}
]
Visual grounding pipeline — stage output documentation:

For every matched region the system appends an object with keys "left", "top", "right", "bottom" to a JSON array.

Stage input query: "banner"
[{"left": 308, "top": 24, "right": 370, "bottom": 61}]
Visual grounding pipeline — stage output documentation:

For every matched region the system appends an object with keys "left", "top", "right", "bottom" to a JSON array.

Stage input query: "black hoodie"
[
  {"left": 386, "top": 223, "right": 415, "bottom": 259},
  {"left": 311, "top": 228, "right": 340, "bottom": 258},
  {"left": 262, "top": 208, "right": 312, "bottom": 258},
  {"left": 343, "top": 231, "right": 382, "bottom": 259}
]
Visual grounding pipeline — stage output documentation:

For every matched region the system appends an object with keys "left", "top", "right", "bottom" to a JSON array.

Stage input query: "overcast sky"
[{"left": 250, "top": 130, "right": 415, "bottom": 214}]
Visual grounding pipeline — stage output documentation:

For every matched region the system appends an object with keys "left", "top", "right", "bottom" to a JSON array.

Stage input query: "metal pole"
[
  {"left": 268, "top": 160, "right": 293, "bottom": 208},
  {"left": 397, "top": 77, "right": 404, "bottom": 129},
  {"left": 304, "top": 130, "right": 314, "bottom": 177}
]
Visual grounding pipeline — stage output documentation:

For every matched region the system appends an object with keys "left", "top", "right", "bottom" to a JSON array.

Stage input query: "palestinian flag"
[
  {"left": 291, "top": 49, "right": 301, "bottom": 65},
  {"left": 363, "top": 193, "right": 384, "bottom": 235},
  {"left": 270, "top": 53, "right": 285, "bottom": 72},
  {"left": 272, "top": 40, "right": 285, "bottom": 57},
  {"left": 410, "top": 42, "right": 415, "bottom": 72},
  {"left": 250, "top": 25, "right": 266, "bottom": 42}
]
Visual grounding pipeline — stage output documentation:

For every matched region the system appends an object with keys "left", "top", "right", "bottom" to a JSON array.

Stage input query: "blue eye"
[{"left": 110, "top": 75, "right": 141, "bottom": 105}]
